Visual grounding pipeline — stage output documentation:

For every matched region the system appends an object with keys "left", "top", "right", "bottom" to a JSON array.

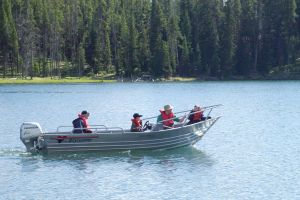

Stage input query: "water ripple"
[{"left": 1, "top": 82, "right": 300, "bottom": 199}]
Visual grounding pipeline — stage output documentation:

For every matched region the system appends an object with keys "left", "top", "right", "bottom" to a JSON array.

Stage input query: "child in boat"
[
  {"left": 131, "top": 113, "right": 143, "bottom": 132},
  {"left": 72, "top": 110, "right": 92, "bottom": 133},
  {"left": 187, "top": 105, "right": 211, "bottom": 125}
]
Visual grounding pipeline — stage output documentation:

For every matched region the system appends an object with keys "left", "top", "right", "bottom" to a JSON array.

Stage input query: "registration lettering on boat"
[
  {"left": 53, "top": 135, "right": 97, "bottom": 143},
  {"left": 68, "top": 138, "right": 92, "bottom": 143},
  {"left": 24, "top": 126, "right": 38, "bottom": 130}
]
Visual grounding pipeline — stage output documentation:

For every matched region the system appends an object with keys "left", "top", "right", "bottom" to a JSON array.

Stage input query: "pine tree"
[
  {"left": 0, "top": 0, "right": 18, "bottom": 77},
  {"left": 135, "top": 0, "right": 151, "bottom": 74},
  {"left": 260, "top": 1, "right": 278, "bottom": 74},
  {"left": 281, "top": 0, "right": 297, "bottom": 64},
  {"left": 87, "top": 0, "right": 111, "bottom": 74},
  {"left": 119, "top": 8, "right": 129, "bottom": 76},
  {"left": 191, "top": 1, "right": 202, "bottom": 75},
  {"left": 236, "top": 0, "right": 259, "bottom": 76},
  {"left": 149, "top": 0, "right": 170, "bottom": 77},
  {"left": 178, "top": 0, "right": 192, "bottom": 75},
  {"left": 128, "top": 2, "right": 139, "bottom": 75},
  {"left": 219, "top": 0, "right": 241, "bottom": 78},
  {"left": 162, "top": 41, "right": 171, "bottom": 77},
  {"left": 198, "top": 0, "right": 221, "bottom": 77},
  {"left": 259, "top": 0, "right": 297, "bottom": 74},
  {"left": 295, "top": 0, "right": 300, "bottom": 59},
  {"left": 178, "top": 36, "right": 189, "bottom": 75}
]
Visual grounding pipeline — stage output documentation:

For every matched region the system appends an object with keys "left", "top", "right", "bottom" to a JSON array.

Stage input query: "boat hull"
[{"left": 24, "top": 117, "right": 220, "bottom": 154}]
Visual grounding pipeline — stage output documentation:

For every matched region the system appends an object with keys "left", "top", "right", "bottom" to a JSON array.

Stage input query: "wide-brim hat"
[{"left": 164, "top": 104, "right": 174, "bottom": 111}]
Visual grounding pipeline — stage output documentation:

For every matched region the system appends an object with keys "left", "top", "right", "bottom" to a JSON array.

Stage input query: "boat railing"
[
  {"left": 75, "top": 126, "right": 125, "bottom": 134},
  {"left": 181, "top": 106, "right": 216, "bottom": 125},
  {"left": 143, "top": 104, "right": 222, "bottom": 122},
  {"left": 173, "top": 104, "right": 222, "bottom": 116},
  {"left": 54, "top": 104, "right": 221, "bottom": 133},
  {"left": 56, "top": 125, "right": 108, "bottom": 132},
  {"left": 56, "top": 125, "right": 125, "bottom": 134},
  {"left": 153, "top": 104, "right": 222, "bottom": 126},
  {"left": 158, "top": 115, "right": 221, "bottom": 130}
]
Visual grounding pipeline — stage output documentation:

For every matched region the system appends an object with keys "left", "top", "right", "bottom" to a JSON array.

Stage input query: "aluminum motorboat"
[{"left": 20, "top": 105, "right": 221, "bottom": 154}]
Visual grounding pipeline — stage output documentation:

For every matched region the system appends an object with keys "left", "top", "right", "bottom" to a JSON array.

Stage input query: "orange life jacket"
[
  {"left": 78, "top": 114, "right": 90, "bottom": 128},
  {"left": 131, "top": 118, "right": 142, "bottom": 128},
  {"left": 160, "top": 110, "right": 175, "bottom": 127},
  {"left": 192, "top": 111, "right": 203, "bottom": 121}
]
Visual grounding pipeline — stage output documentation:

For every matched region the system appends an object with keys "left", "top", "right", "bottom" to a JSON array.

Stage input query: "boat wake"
[{"left": 0, "top": 147, "right": 30, "bottom": 157}]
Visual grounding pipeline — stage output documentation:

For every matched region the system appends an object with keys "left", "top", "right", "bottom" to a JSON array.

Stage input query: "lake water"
[{"left": 0, "top": 81, "right": 300, "bottom": 200}]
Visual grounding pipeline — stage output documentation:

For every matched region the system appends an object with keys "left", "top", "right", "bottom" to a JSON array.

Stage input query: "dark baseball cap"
[
  {"left": 81, "top": 110, "right": 89, "bottom": 115},
  {"left": 133, "top": 113, "right": 143, "bottom": 118}
]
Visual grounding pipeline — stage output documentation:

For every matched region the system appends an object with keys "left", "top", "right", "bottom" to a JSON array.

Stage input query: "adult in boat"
[
  {"left": 157, "top": 104, "right": 184, "bottom": 129},
  {"left": 131, "top": 113, "right": 143, "bottom": 132},
  {"left": 72, "top": 110, "right": 92, "bottom": 133},
  {"left": 187, "top": 105, "right": 210, "bottom": 125}
]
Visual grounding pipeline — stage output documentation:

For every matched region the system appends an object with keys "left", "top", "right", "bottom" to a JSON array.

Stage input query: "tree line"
[{"left": 0, "top": 0, "right": 299, "bottom": 79}]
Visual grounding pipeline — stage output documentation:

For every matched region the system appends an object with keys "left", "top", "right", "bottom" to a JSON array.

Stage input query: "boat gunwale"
[{"left": 43, "top": 116, "right": 221, "bottom": 136}]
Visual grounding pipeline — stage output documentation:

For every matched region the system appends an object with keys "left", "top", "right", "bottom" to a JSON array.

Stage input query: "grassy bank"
[
  {"left": 0, "top": 76, "right": 199, "bottom": 84},
  {"left": 160, "top": 77, "right": 197, "bottom": 82},
  {"left": 0, "top": 77, "right": 116, "bottom": 84},
  {"left": 2, "top": 73, "right": 298, "bottom": 84}
]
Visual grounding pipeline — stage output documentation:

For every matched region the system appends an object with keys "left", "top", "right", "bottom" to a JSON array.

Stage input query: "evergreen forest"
[{"left": 0, "top": 0, "right": 300, "bottom": 79}]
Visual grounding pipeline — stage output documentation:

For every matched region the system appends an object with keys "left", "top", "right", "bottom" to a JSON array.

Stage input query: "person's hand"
[{"left": 179, "top": 115, "right": 186, "bottom": 123}]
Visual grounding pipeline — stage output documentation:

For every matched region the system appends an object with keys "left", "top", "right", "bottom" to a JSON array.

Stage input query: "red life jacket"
[
  {"left": 160, "top": 110, "right": 175, "bottom": 127},
  {"left": 78, "top": 114, "right": 90, "bottom": 128},
  {"left": 192, "top": 111, "right": 203, "bottom": 121},
  {"left": 131, "top": 118, "right": 142, "bottom": 128}
]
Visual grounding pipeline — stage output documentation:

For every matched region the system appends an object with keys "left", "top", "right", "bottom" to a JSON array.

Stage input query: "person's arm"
[
  {"left": 188, "top": 111, "right": 193, "bottom": 120},
  {"left": 79, "top": 119, "right": 84, "bottom": 128},
  {"left": 157, "top": 115, "right": 162, "bottom": 123},
  {"left": 173, "top": 115, "right": 180, "bottom": 122}
]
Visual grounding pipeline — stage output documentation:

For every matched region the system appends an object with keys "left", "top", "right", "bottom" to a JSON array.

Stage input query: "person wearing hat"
[
  {"left": 157, "top": 105, "right": 183, "bottom": 129},
  {"left": 72, "top": 110, "right": 92, "bottom": 133},
  {"left": 131, "top": 113, "right": 143, "bottom": 132}
]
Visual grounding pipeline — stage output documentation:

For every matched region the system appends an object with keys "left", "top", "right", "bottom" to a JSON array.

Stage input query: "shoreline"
[
  {"left": 0, "top": 77, "right": 116, "bottom": 84},
  {"left": 0, "top": 76, "right": 299, "bottom": 84}
]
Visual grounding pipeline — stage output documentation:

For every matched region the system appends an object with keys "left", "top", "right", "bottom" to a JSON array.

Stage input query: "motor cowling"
[{"left": 20, "top": 122, "right": 43, "bottom": 152}]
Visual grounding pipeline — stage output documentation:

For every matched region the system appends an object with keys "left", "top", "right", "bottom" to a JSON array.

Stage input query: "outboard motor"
[{"left": 20, "top": 122, "right": 43, "bottom": 152}]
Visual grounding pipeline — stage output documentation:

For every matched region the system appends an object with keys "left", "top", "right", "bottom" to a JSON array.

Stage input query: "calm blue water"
[{"left": 0, "top": 81, "right": 300, "bottom": 200}]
